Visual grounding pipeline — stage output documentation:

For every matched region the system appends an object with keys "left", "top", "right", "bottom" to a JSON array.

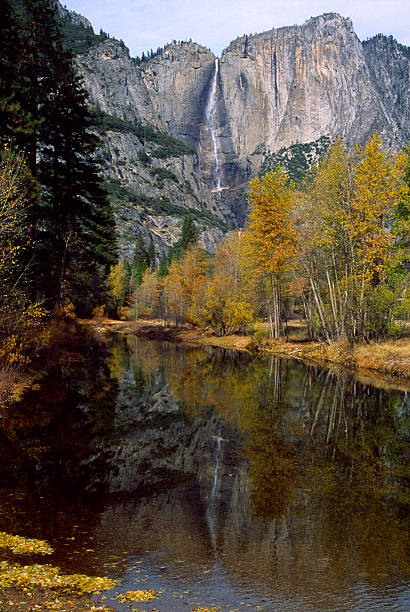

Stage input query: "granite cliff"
[
  {"left": 218, "top": 15, "right": 407, "bottom": 173},
  {"left": 59, "top": 4, "right": 410, "bottom": 257}
]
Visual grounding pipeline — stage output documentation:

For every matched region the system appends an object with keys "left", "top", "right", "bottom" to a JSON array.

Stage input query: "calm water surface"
[{"left": 0, "top": 332, "right": 409, "bottom": 611}]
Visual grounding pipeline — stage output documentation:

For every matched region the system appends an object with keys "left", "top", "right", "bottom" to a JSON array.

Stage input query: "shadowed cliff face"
[
  {"left": 363, "top": 35, "right": 410, "bottom": 144},
  {"left": 142, "top": 43, "right": 216, "bottom": 150}
]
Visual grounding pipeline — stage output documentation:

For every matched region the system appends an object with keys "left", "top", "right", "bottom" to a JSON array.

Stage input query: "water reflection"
[{"left": 0, "top": 332, "right": 408, "bottom": 610}]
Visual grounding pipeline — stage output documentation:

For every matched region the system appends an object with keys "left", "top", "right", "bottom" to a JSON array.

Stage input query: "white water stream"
[{"left": 205, "top": 58, "right": 223, "bottom": 191}]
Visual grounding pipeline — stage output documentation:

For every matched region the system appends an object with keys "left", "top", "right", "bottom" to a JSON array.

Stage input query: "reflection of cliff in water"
[
  {"left": 98, "top": 336, "right": 409, "bottom": 583},
  {"left": 0, "top": 333, "right": 408, "bottom": 607}
]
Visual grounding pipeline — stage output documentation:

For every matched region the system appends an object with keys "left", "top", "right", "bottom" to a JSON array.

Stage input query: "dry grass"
[
  {"left": 355, "top": 338, "right": 410, "bottom": 361},
  {"left": 199, "top": 334, "right": 252, "bottom": 351},
  {"left": 354, "top": 338, "right": 410, "bottom": 378}
]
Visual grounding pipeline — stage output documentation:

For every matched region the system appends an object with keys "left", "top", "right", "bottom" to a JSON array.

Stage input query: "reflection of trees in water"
[
  {"left": 117, "top": 336, "right": 408, "bottom": 566},
  {"left": 2, "top": 333, "right": 408, "bottom": 599},
  {"left": 240, "top": 357, "right": 409, "bottom": 581},
  {"left": 123, "top": 337, "right": 408, "bottom": 581},
  {"left": 117, "top": 338, "right": 407, "bottom": 508},
  {"left": 122, "top": 335, "right": 258, "bottom": 422},
  {"left": 60, "top": 334, "right": 408, "bottom": 585},
  {"left": 0, "top": 331, "right": 118, "bottom": 491},
  {"left": 302, "top": 370, "right": 409, "bottom": 581}
]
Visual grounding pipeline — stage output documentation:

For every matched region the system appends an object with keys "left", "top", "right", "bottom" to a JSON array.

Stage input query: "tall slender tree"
[
  {"left": 299, "top": 135, "right": 408, "bottom": 342},
  {"left": 0, "top": 0, "right": 117, "bottom": 312},
  {"left": 0, "top": 0, "right": 38, "bottom": 148},
  {"left": 246, "top": 168, "right": 298, "bottom": 339}
]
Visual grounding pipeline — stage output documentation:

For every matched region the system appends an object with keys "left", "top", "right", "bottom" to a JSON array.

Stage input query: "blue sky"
[{"left": 63, "top": 0, "right": 410, "bottom": 57}]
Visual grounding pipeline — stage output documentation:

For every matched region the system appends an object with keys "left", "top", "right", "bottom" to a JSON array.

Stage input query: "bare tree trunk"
[
  {"left": 58, "top": 230, "right": 72, "bottom": 306},
  {"left": 268, "top": 314, "right": 274, "bottom": 339},
  {"left": 309, "top": 276, "right": 332, "bottom": 344},
  {"left": 272, "top": 281, "right": 280, "bottom": 340},
  {"left": 326, "top": 268, "right": 341, "bottom": 340}
]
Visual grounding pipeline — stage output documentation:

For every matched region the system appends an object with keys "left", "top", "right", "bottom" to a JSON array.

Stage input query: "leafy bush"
[
  {"left": 137, "top": 149, "right": 151, "bottom": 166},
  {"left": 261, "top": 136, "right": 331, "bottom": 183},
  {"left": 253, "top": 322, "right": 270, "bottom": 342}
]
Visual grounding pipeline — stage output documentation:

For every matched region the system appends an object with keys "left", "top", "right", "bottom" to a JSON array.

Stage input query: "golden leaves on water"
[
  {"left": 0, "top": 560, "right": 116, "bottom": 594},
  {"left": 0, "top": 531, "right": 54, "bottom": 555},
  {"left": 115, "top": 589, "right": 158, "bottom": 603}
]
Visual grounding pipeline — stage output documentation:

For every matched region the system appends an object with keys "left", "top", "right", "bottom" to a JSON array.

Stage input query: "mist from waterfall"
[{"left": 205, "top": 58, "right": 223, "bottom": 191}]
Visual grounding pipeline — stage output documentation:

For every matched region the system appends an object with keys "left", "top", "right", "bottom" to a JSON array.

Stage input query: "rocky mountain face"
[
  {"left": 73, "top": 38, "right": 237, "bottom": 258},
  {"left": 218, "top": 14, "right": 408, "bottom": 178},
  {"left": 60, "top": 4, "right": 409, "bottom": 258},
  {"left": 363, "top": 35, "right": 410, "bottom": 146},
  {"left": 56, "top": 1, "right": 92, "bottom": 29}
]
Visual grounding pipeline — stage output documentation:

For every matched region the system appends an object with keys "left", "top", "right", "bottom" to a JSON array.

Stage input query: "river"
[{"left": 0, "top": 332, "right": 408, "bottom": 611}]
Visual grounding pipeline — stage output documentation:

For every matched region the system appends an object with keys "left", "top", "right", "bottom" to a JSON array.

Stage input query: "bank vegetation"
[{"left": 107, "top": 135, "right": 409, "bottom": 369}]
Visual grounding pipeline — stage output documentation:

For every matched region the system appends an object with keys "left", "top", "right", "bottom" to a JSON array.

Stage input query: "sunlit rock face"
[
  {"left": 218, "top": 14, "right": 407, "bottom": 165},
  {"left": 141, "top": 43, "right": 216, "bottom": 151},
  {"left": 119, "top": 14, "right": 408, "bottom": 188}
]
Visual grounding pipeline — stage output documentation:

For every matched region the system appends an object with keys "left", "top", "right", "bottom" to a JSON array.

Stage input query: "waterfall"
[
  {"left": 205, "top": 58, "right": 223, "bottom": 191},
  {"left": 206, "top": 427, "right": 224, "bottom": 550}
]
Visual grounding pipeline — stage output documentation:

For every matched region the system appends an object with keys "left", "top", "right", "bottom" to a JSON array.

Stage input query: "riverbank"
[{"left": 82, "top": 318, "right": 410, "bottom": 385}]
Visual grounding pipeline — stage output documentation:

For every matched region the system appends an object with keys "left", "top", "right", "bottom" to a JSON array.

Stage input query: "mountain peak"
[{"left": 55, "top": 0, "right": 92, "bottom": 30}]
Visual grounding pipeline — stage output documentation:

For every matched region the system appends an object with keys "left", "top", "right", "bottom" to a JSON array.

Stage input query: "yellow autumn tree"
[
  {"left": 346, "top": 134, "right": 408, "bottom": 339},
  {"left": 162, "top": 259, "right": 185, "bottom": 325},
  {"left": 162, "top": 245, "right": 209, "bottom": 326},
  {"left": 246, "top": 168, "right": 298, "bottom": 339},
  {"left": 349, "top": 134, "right": 406, "bottom": 284},
  {"left": 108, "top": 260, "right": 128, "bottom": 315},
  {"left": 299, "top": 134, "right": 408, "bottom": 342},
  {"left": 0, "top": 145, "right": 44, "bottom": 370},
  {"left": 200, "top": 231, "right": 256, "bottom": 335},
  {"left": 131, "top": 269, "right": 160, "bottom": 319},
  {"left": 180, "top": 245, "right": 209, "bottom": 325},
  {"left": 298, "top": 139, "right": 354, "bottom": 342}
]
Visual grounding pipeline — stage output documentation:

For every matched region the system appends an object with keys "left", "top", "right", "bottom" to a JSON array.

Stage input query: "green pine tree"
[
  {"left": 132, "top": 234, "right": 149, "bottom": 286},
  {"left": 173, "top": 214, "right": 199, "bottom": 259},
  {"left": 0, "top": 0, "right": 38, "bottom": 148},
  {"left": 157, "top": 255, "right": 169, "bottom": 278},
  {"left": 147, "top": 239, "right": 156, "bottom": 269},
  {"left": 0, "top": 0, "right": 117, "bottom": 313}
]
